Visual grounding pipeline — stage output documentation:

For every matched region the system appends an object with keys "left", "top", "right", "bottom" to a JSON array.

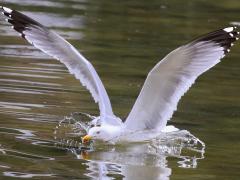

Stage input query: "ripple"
[
  {"left": 0, "top": 165, "right": 10, "bottom": 169},
  {"left": 0, "top": 127, "right": 54, "bottom": 147},
  {"left": 3, "top": 171, "right": 56, "bottom": 178},
  {"left": 0, "top": 65, "right": 66, "bottom": 74},
  {"left": 0, "top": 11, "right": 85, "bottom": 38},
  {"left": 0, "top": 72, "right": 61, "bottom": 79},
  {"left": 0, "top": 87, "right": 47, "bottom": 95},
  {"left": 0, "top": 78, "right": 61, "bottom": 87},
  {"left": 0, "top": 127, "right": 55, "bottom": 160},
  {"left": 0, "top": 127, "right": 35, "bottom": 136},
  {"left": 4, "top": 0, "right": 65, "bottom": 8},
  {"left": 0, "top": 101, "right": 46, "bottom": 110},
  {"left": 0, "top": 110, "right": 60, "bottom": 123},
  {"left": 0, "top": 45, "right": 50, "bottom": 59},
  {"left": 1, "top": 147, "right": 54, "bottom": 160}
]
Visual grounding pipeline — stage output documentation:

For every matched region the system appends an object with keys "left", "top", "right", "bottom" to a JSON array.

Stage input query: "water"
[{"left": 0, "top": 0, "right": 239, "bottom": 179}]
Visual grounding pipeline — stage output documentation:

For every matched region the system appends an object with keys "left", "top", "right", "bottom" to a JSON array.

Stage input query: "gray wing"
[
  {"left": 1, "top": 6, "right": 117, "bottom": 124},
  {"left": 125, "top": 27, "right": 239, "bottom": 131}
]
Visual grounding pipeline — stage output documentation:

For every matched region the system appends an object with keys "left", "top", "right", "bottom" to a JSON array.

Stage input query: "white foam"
[
  {"left": 223, "top": 27, "right": 234, "bottom": 32},
  {"left": 3, "top": 7, "right": 12, "bottom": 13}
]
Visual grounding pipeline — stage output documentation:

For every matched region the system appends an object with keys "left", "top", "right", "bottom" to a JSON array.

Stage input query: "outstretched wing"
[
  {"left": 125, "top": 27, "right": 239, "bottom": 131},
  {"left": 1, "top": 6, "right": 117, "bottom": 123}
]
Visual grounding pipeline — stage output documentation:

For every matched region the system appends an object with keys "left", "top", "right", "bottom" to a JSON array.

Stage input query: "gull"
[{"left": 1, "top": 6, "right": 239, "bottom": 144}]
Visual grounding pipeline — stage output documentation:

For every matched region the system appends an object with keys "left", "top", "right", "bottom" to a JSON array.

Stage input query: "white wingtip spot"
[
  {"left": 223, "top": 27, "right": 234, "bottom": 32},
  {"left": 227, "top": 49, "right": 230, "bottom": 52},
  {"left": 236, "top": 37, "right": 239, "bottom": 40},
  {"left": 3, "top": 7, "right": 12, "bottom": 13},
  {"left": 229, "top": 33, "right": 234, "bottom": 37}
]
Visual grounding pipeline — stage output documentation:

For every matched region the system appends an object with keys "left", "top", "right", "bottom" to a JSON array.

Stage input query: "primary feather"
[
  {"left": 0, "top": 6, "right": 121, "bottom": 125},
  {"left": 125, "top": 27, "right": 239, "bottom": 131}
]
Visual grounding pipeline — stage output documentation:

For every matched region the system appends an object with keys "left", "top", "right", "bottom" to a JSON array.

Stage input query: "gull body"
[
  {"left": 1, "top": 6, "right": 239, "bottom": 144},
  {"left": 86, "top": 121, "right": 179, "bottom": 143}
]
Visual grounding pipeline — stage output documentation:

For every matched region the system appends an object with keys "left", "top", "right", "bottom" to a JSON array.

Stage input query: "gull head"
[{"left": 82, "top": 125, "right": 122, "bottom": 144}]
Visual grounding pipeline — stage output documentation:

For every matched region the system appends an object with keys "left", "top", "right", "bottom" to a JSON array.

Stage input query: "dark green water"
[{"left": 0, "top": 0, "right": 239, "bottom": 179}]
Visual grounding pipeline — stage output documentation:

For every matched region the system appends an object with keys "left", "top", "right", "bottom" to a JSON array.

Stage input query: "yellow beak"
[{"left": 82, "top": 135, "right": 92, "bottom": 144}]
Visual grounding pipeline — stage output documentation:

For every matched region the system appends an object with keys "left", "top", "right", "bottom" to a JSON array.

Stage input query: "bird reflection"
[
  {"left": 68, "top": 131, "right": 204, "bottom": 179},
  {"left": 73, "top": 145, "right": 172, "bottom": 180}
]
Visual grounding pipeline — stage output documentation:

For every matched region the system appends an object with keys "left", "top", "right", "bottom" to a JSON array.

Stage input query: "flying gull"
[{"left": 1, "top": 6, "right": 239, "bottom": 144}]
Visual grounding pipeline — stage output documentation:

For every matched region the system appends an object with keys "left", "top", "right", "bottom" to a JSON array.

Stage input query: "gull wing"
[
  {"left": 1, "top": 6, "right": 117, "bottom": 124},
  {"left": 125, "top": 27, "right": 239, "bottom": 131}
]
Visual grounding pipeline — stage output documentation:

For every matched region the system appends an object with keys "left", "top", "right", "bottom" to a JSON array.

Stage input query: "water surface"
[{"left": 0, "top": 0, "right": 240, "bottom": 179}]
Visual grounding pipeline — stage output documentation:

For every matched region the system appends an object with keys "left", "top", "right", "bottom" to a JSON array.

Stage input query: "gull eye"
[
  {"left": 96, "top": 131, "right": 100, "bottom": 134},
  {"left": 90, "top": 124, "right": 94, "bottom": 128}
]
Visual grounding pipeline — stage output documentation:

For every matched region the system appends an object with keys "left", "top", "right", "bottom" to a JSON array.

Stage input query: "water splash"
[
  {"left": 148, "top": 130, "right": 205, "bottom": 168},
  {"left": 54, "top": 112, "right": 205, "bottom": 169},
  {"left": 54, "top": 112, "right": 95, "bottom": 150}
]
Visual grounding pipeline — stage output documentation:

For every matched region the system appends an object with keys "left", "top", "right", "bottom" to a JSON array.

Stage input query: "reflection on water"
[
  {"left": 0, "top": 127, "right": 54, "bottom": 159},
  {"left": 5, "top": 0, "right": 65, "bottom": 8},
  {"left": 0, "top": 0, "right": 239, "bottom": 179},
  {"left": 0, "top": 45, "right": 50, "bottom": 59},
  {"left": 0, "top": 102, "right": 46, "bottom": 110},
  {"left": 3, "top": 171, "right": 55, "bottom": 178},
  {"left": 53, "top": 113, "right": 205, "bottom": 179},
  {"left": 83, "top": 160, "right": 171, "bottom": 180}
]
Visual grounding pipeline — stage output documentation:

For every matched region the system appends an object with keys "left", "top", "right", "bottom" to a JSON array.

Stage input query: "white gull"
[{"left": 1, "top": 6, "right": 239, "bottom": 144}]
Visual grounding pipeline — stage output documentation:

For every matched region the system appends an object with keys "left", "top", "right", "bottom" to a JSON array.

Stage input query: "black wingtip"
[
  {"left": 194, "top": 26, "right": 239, "bottom": 54},
  {"left": 1, "top": 6, "right": 44, "bottom": 40}
]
